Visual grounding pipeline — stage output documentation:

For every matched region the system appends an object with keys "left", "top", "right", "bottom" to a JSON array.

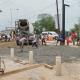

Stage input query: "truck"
[{"left": 15, "top": 19, "right": 34, "bottom": 45}]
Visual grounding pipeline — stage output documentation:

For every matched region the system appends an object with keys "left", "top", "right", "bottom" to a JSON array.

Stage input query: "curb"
[{"left": 1, "top": 64, "right": 43, "bottom": 77}]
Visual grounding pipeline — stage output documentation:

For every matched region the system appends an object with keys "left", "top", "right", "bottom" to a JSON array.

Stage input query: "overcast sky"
[{"left": 0, "top": 0, "right": 80, "bottom": 31}]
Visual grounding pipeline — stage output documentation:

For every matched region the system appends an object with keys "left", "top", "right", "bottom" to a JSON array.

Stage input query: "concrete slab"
[
  {"left": 1, "top": 61, "right": 80, "bottom": 80},
  {"left": 0, "top": 58, "right": 43, "bottom": 75}
]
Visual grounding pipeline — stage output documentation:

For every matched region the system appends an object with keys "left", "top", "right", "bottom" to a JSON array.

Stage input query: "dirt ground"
[{"left": 0, "top": 41, "right": 17, "bottom": 48}]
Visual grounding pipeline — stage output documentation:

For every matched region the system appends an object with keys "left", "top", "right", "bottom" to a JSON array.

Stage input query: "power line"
[
  {"left": 0, "top": 0, "right": 58, "bottom": 23},
  {"left": 24, "top": 2, "right": 62, "bottom": 22},
  {"left": 0, "top": 0, "right": 62, "bottom": 22},
  {"left": 19, "top": 2, "right": 56, "bottom": 19},
  {"left": 0, "top": 0, "right": 58, "bottom": 14},
  {"left": 27, "top": 4, "right": 55, "bottom": 20},
  {"left": 69, "top": 0, "right": 80, "bottom": 7},
  {"left": 0, "top": 0, "right": 9, "bottom": 5},
  {"left": 0, "top": 0, "right": 12, "bottom": 6},
  {"left": 0, "top": 0, "right": 17, "bottom": 8}
]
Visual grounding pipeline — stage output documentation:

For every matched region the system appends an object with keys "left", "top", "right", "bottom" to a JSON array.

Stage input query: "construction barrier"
[
  {"left": 10, "top": 48, "right": 15, "bottom": 60},
  {"left": 56, "top": 56, "right": 62, "bottom": 76},
  {"left": 29, "top": 51, "right": 33, "bottom": 64}
]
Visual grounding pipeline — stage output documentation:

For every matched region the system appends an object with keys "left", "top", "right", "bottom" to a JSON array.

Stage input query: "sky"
[{"left": 0, "top": 0, "right": 80, "bottom": 31}]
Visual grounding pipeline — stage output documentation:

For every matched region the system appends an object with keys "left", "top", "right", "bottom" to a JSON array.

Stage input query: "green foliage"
[
  {"left": 70, "top": 20, "right": 80, "bottom": 33},
  {"left": 33, "top": 14, "right": 55, "bottom": 34}
]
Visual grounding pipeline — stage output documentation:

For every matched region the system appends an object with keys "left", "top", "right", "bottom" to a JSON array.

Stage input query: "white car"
[{"left": 41, "top": 31, "right": 58, "bottom": 39}]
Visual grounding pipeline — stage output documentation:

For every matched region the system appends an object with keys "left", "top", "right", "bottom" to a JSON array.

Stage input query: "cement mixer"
[{"left": 15, "top": 19, "right": 34, "bottom": 45}]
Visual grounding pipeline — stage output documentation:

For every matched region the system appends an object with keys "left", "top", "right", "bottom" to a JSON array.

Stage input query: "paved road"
[{"left": 0, "top": 44, "right": 80, "bottom": 65}]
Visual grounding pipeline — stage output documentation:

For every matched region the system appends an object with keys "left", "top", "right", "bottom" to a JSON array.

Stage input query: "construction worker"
[
  {"left": 41, "top": 35, "right": 47, "bottom": 45},
  {"left": 19, "top": 35, "right": 26, "bottom": 52},
  {"left": 32, "top": 34, "right": 38, "bottom": 48}
]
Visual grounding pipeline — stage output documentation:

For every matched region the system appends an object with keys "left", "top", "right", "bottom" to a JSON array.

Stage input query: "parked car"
[{"left": 41, "top": 31, "right": 58, "bottom": 39}]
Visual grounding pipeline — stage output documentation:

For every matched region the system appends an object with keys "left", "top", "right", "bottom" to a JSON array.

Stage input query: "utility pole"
[
  {"left": 16, "top": 8, "right": 19, "bottom": 20},
  {"left": 56, "top": 0, "right": 60, "bottom": 32},
  {"left": 62, "top": 0, "right": 65, "bottom": 45},
  {"left": 0, "top": 10, "right": 2, "bottom": 13},
  {"left": 62, "top": 0, "right": 69, "bottom": 45},
  {"left": 10, "top": 9, "right": 12, "bottom": 26}
]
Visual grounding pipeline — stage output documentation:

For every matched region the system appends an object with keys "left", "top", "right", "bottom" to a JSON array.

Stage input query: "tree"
[
  {"left": 32, "top": 21, "right": 42, "bottom": 34},
  {"left": 33, "top": 14, "right": 56, "bottom": 34},
  {"left": 71, "top": 24, "right": 80, "bottom": 33}
]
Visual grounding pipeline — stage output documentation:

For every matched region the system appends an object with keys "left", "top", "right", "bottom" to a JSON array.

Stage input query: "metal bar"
[
  {"left": 56, "top": 0, "right": 60, "bottom": 32},
  {"left": 62, "top": 0, "right": 65, "bottom": 45},
  {"left": 0, "top": 57, "right": 1, "bottom": 69}
]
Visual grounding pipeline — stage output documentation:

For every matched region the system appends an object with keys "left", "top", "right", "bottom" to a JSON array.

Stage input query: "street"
[
  {"left": 0, "top": 41, "right": 80, "bottom": 65},
  {"left": 0, "top": 41, "right": 80, "bottom": 80}
]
